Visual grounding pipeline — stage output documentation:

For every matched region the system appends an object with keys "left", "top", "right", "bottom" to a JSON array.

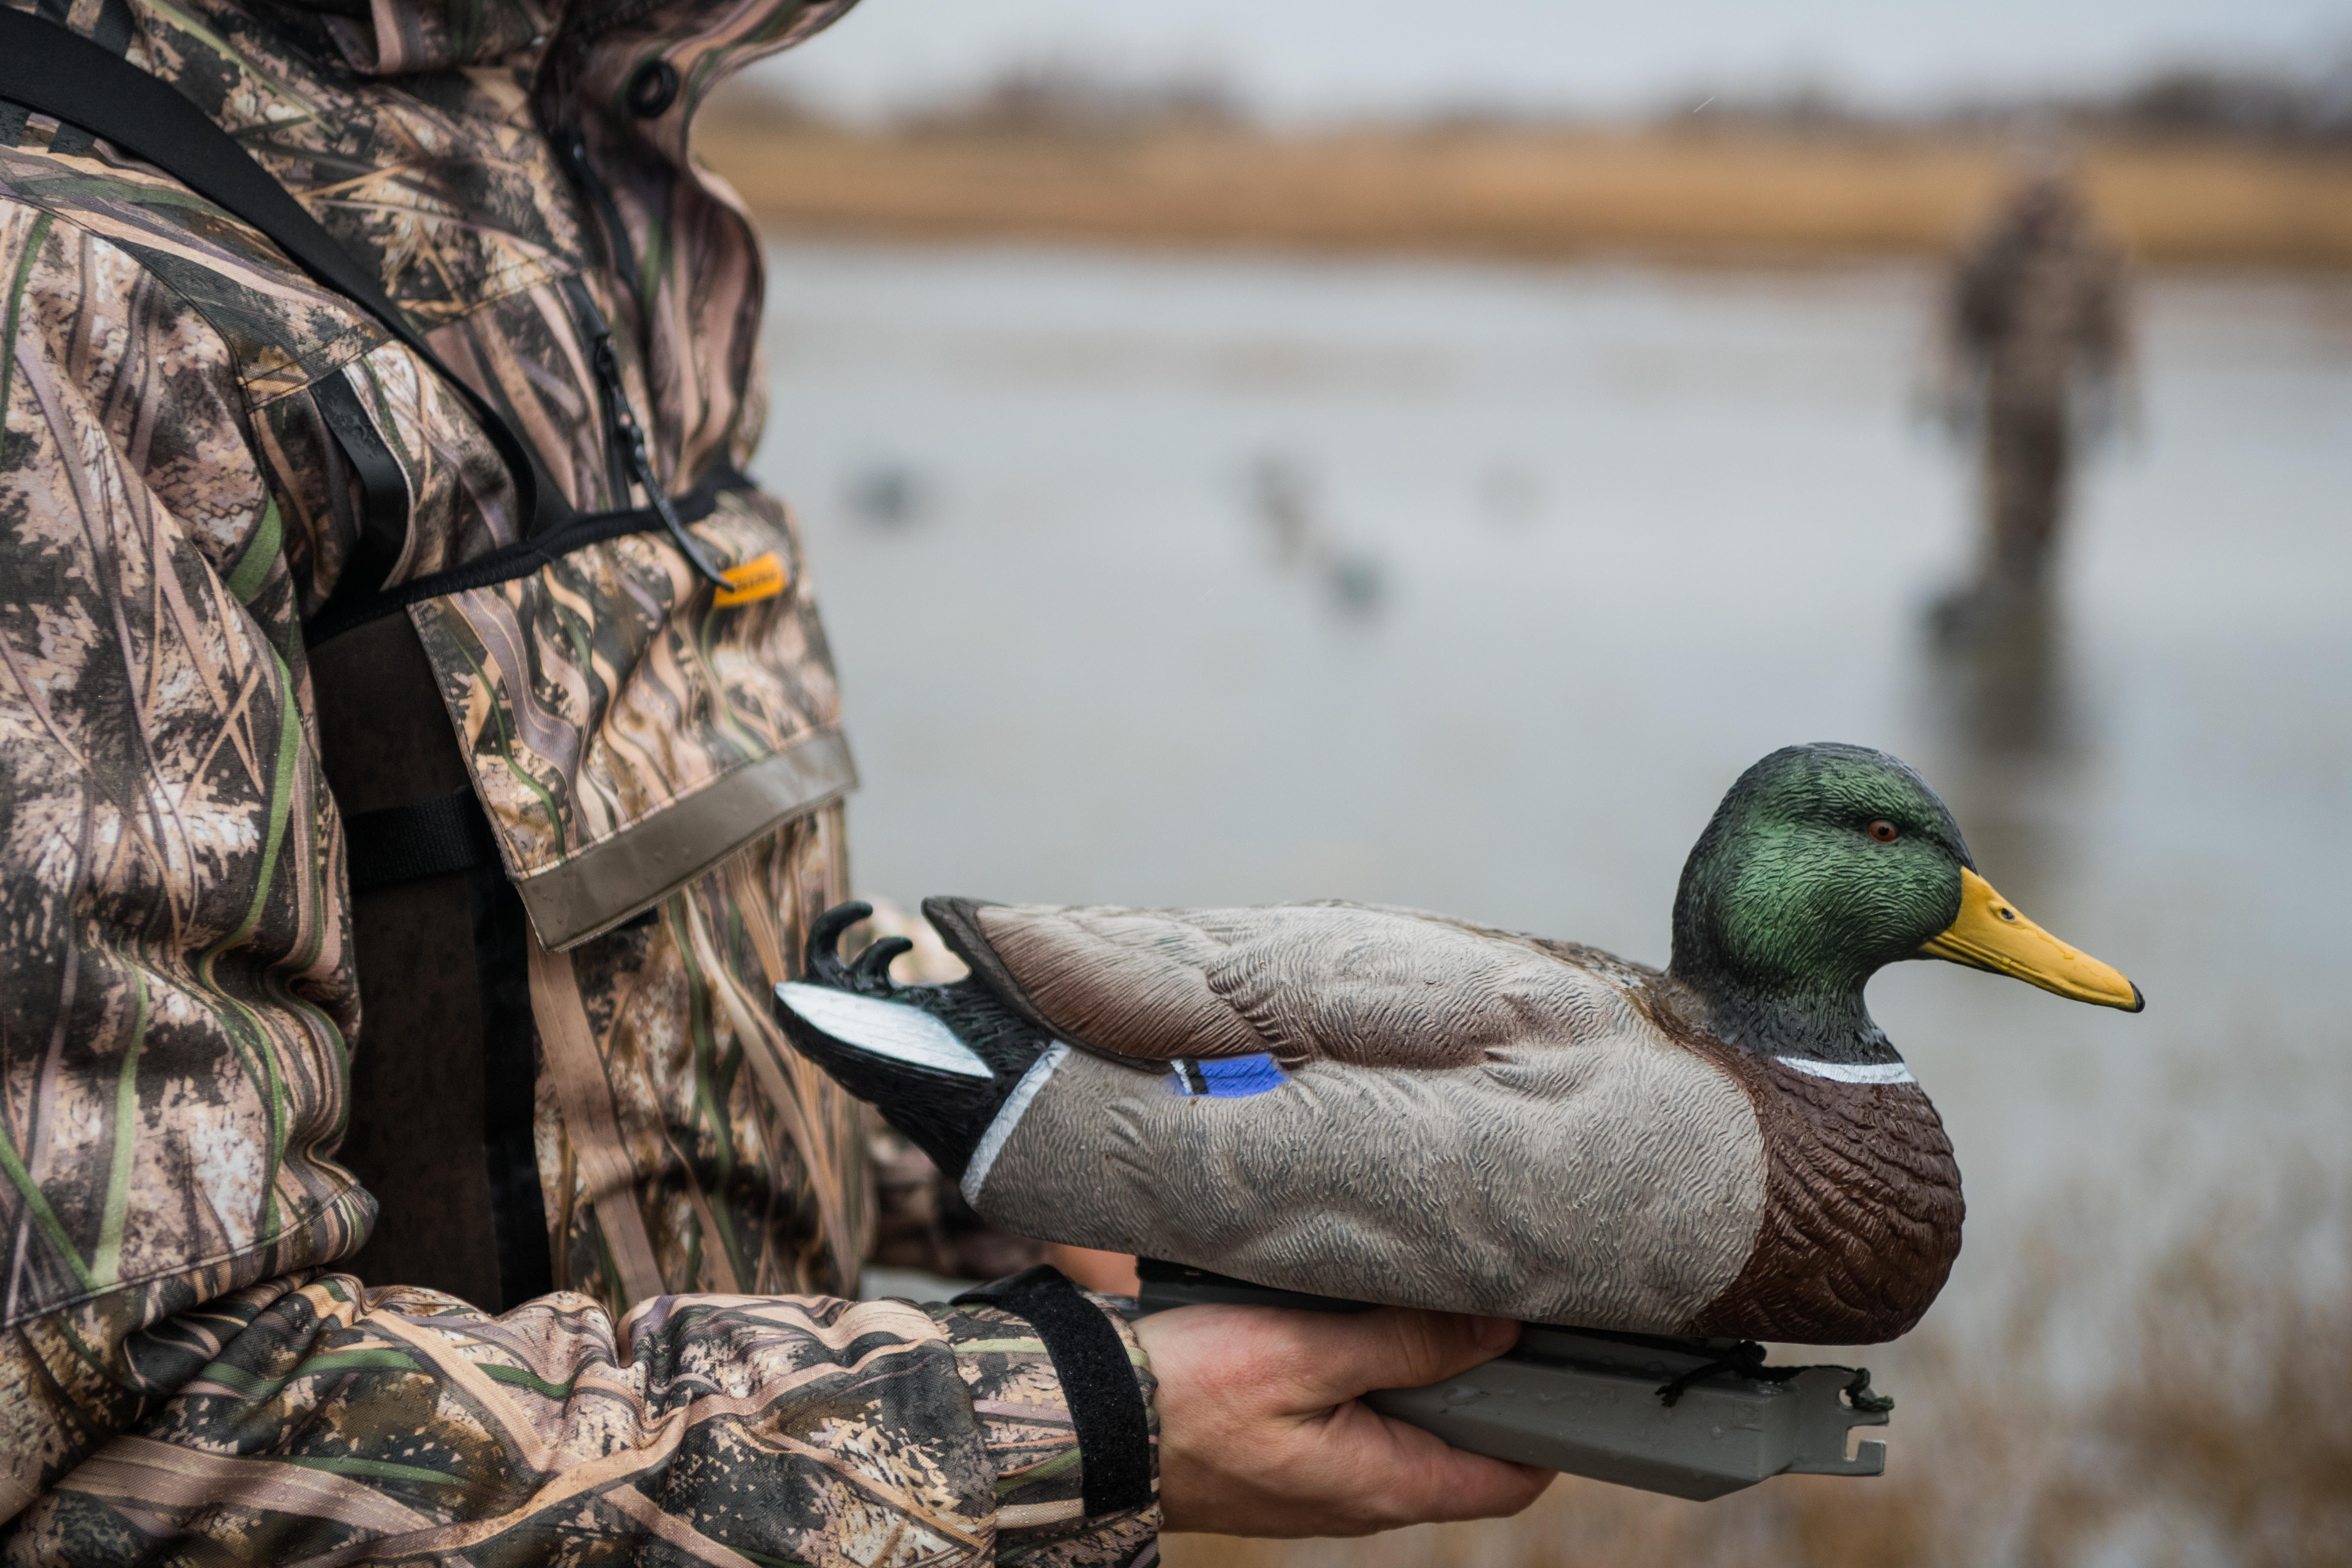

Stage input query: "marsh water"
[{"left": 749, "top": 237, "right": 2352, "bottom": 1363}]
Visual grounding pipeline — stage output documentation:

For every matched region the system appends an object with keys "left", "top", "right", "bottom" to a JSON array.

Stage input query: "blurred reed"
[{"left": 698, "top": 119, "right": 2352, "bottom": 272}]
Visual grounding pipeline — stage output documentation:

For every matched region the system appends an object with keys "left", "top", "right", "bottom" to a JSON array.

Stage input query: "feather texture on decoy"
[{"left": 774, "top": 743, "right": 2141, "bottom": 1344}]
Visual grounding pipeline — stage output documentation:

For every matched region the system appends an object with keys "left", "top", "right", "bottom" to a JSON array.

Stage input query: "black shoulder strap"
[
  {"left": 0, "top": 8, "right": 562, "bottom": 536},
  {"left": 300, "top": 459, "right": 748, "bottom": 647}
]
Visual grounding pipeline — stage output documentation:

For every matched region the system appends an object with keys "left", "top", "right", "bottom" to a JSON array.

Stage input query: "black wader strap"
[
  {"left": 19, "top": 0, "right": 132, "bottom": 157},
  {"left": 346, "top": 788, "right": 501, "bottom": 895},
  {"left": 302, "top": 460, "right": 751, "bottom": 647},
  {"left": 954, "top": 1265, "right": 1155, "bottom": 1517},
  {"left": 312, "top": 371, "right": 413, "bottom": 596}
]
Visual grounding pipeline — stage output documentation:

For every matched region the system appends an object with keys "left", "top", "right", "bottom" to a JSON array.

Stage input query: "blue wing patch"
[{"left": 1170, "top": 1054, "right": 1289, "bottom": 1098}]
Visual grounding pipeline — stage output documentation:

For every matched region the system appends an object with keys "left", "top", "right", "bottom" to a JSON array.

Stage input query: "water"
[{"left": 750, "top": 237, "right": 2352, "bottom": 1351}]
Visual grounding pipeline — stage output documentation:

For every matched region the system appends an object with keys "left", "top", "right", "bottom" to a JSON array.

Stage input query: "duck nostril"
[{"left": 1998, "top": 907, "right": 2016, "bottom": 921}]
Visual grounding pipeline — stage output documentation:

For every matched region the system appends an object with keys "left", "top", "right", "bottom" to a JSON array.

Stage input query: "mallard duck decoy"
[{"left": 775, "top": 743, "right": 2140, "bottom": 1343}]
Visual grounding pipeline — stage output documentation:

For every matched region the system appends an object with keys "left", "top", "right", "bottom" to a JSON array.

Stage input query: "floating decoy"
[{"left": 775, "top": 743, "right": 2140, "bottom": 1342}]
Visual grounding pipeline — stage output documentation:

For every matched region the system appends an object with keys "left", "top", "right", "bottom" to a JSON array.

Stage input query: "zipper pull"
[
  {"left": 626, "top": 424, "right": 730, "bottom": 588},
  {"left": 587, "top": 324, "right": 730, "bottom": 588}
]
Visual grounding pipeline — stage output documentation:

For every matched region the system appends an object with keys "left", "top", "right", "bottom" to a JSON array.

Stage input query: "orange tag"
[{"left": 714, "top": 551, "right": 786, "bottom": 607}]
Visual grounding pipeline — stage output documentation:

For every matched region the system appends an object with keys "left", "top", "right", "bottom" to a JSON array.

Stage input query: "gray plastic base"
[
  {"left": 1136, "top": 1264, "right": 1889, "bottom": 1501},
  {"left": 1363, "top": 1325, "right": 1888, "bottom": 1501}
]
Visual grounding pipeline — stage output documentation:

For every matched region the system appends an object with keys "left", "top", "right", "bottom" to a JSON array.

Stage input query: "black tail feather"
[
  {"left": 854, "top": 936, "right": 913, "bottom": 989},
  {"left": 780, "top": 901, "right": 1058, "bottom": 1179},
  {"left": 808, "top": 901, "right": 882, "bottom": 991}
]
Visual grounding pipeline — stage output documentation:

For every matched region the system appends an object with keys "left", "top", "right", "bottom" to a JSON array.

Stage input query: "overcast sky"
[{"left": 746, "top": 0, "right": 2352, "bottom": 122}]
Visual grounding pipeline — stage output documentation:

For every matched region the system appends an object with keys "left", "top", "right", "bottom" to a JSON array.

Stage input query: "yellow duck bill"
[{"left": 1917, "top": 868, "right": 2144, "bottom": 1011}]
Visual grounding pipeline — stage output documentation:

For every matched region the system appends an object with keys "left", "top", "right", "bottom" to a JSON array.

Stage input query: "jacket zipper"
[
  {"left": 587, "top": 343, "right": 634, "bottom": 506},
  {"left": 557, "top": 131, "right": 641, "bottom": 310},
  {"left": 558, "top": 274, "right": 728, "bottom": 586}
]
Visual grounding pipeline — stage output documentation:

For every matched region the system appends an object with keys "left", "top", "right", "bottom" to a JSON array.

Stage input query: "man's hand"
[{"left": 1133, "top": 1303, "right": 1554, "bottom": 1538}]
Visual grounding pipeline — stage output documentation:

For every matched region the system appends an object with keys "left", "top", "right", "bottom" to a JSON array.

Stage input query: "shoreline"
[{"left": 700, "top": 122, "right": 2352, "bottom": 273}]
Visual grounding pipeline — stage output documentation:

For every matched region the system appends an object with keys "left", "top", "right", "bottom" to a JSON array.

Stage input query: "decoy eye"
[{"left": 1868, "top": 821, "right": 1899, "bottom": 843}]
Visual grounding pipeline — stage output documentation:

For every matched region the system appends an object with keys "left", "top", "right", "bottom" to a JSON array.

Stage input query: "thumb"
[{"left": 1287, "top": 1308, "right": 1518, "bottom": 1408}]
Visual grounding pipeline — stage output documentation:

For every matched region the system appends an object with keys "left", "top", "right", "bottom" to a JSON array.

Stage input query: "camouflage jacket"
[{"left": 0, "top": 0, "right": 1160, "bottom": 1559}]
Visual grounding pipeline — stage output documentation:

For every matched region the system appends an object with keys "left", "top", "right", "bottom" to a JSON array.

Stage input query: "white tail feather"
[{"left": 775, "top": 983, "right": 994, "bottom": 1079}]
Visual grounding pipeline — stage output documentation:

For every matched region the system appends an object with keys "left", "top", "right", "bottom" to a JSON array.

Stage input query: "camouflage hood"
[{"left": 298, "top": 0, "right": 856, "bottom": 87}]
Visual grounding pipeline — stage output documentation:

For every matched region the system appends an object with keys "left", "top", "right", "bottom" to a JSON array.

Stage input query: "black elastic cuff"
[{"left": 954, "top": 1264, "right": 1153, "bottom": 1516}]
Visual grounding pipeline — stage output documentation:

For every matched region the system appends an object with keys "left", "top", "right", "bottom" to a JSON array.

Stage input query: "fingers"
[
  {"left": 1314, "top": 1399, "right": 1555, "bottom": 1531},
  {"left": 1261, "top": 1396, "right": 1553, "bottom": 1535},
  {"left": 1139, "top": 1302, "right": 1552, "bottom": 1537},
  {"left": 1369, "top": 1451, "right": 1555, "bottom": 1528},
  {"left": 1419, "top": 1459, "right": 1553, "bottom": 1525},
  {"left": 1270, "top": 1306, "right": 1518, "bottom": 1412}
]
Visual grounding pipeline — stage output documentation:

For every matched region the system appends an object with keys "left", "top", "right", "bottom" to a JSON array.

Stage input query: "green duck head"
[{"left": 1668, "top": 742, "right": 2142, "bottom": 1063}]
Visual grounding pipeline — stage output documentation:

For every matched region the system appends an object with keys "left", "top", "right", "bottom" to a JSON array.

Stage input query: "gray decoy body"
[{"left": 776, "top": 744, "right": 2142, "bottom": 1343}]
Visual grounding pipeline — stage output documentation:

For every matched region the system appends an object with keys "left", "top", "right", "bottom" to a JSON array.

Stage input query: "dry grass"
[
  {"left": 696, "top": 120, "right": 2352, "bottom": 271},
  {"left": 1158, "top": 1203, "right": 2352, "bottom": 1568},
  {"left": 2016, "top": 1219, "right": 2352, "bottom": 1568}
]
